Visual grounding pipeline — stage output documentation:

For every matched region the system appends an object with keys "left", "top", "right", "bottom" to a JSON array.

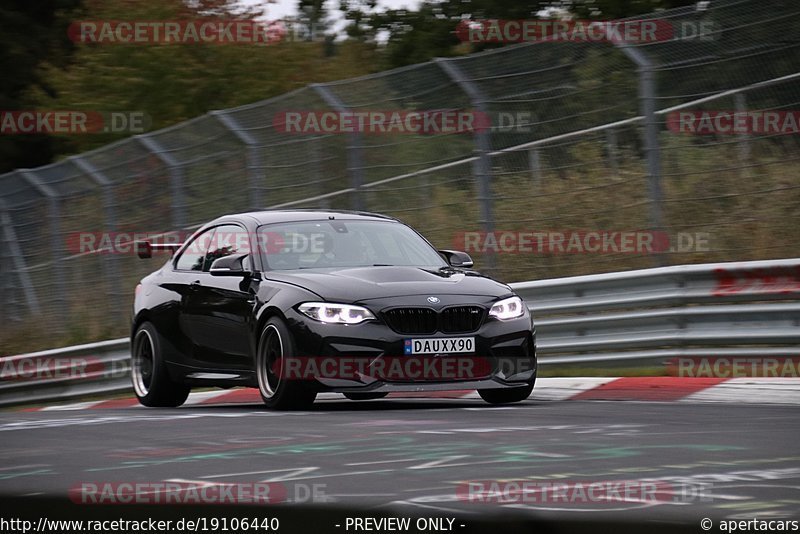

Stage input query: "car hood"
[{"left": 265, "top": 266, "right": 513, "bottom": 302}]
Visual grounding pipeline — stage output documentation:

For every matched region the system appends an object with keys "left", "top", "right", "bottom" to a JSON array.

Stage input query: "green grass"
[{"left": 538, "top": 366, "right": 667, "bottom": 378}]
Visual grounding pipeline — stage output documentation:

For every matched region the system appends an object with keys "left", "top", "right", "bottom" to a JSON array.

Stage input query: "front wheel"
[
  {"left": 256, "top": 317, "right": 317, "bottom": 410},
  {"left": 131, "top": 322, "right": 190, "bottom": 407},
  {"left": 478, "top": 380, "right": 534, "bottom": 405}
]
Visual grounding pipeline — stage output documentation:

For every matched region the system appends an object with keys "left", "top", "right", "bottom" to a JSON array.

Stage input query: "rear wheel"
[
  {"left": 256, "top": 317, "right": 317, "bottom": 410},
  {"left": 344, "top": 392, "right": 389, "bottom": 401},
  {"left": 131, "top": 322, "right": 190, "bottom": 407},
  {"left": 478, "top": 379, "right": 535, "bottom": 405}
]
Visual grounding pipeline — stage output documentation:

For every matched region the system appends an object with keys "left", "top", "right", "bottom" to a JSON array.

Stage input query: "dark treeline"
[{"left": 0, "top": 0, "right": 695, "bottom": 173}]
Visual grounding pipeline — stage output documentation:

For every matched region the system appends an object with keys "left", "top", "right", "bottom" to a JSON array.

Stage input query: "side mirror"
[
  {"left": 438, "top": 249, "right": 474, "bottom": 268},
  {"left": 136, "top": 241, "right": 152, "bottom": 259},
  {"left": 210, "top": 253, "right": 250, "bottom": 277}
]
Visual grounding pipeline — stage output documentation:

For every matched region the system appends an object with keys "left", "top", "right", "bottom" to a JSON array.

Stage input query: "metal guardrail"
[
  {"left": 2, "top": 257, "right": 799, "bottom": 407},
  {"left": 0, "top": 339, "right": 131, "bottom": 407},
  {"left": 513, "top": 257, "right": 800, "bottom": 365}
]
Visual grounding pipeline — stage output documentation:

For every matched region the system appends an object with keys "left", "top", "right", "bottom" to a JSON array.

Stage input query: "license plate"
[{"left": 404, "top": 337, "right": 475, "bottom": 355}]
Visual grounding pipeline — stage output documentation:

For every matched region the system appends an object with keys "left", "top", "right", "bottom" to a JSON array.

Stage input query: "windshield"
[{"left": 257, "top": 219, "right": 448, "bottom": 271}]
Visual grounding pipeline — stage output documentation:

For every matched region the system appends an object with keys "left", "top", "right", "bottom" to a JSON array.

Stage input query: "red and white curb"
[{"left": 23, "top": 377, "right": 800, "bottom": 411}]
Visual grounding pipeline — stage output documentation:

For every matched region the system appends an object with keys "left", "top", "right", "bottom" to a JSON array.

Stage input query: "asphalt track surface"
[{"left": 1, "top": 397, "right": 798, "bottom": 528}]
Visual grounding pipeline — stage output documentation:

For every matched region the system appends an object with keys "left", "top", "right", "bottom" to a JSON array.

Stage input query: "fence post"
[
  {"left": 211, "top": 110, "right": 264, "bottom": 210},
  {"left": 136, "top": 135, "right": 187, "bottom": 229},
  {"left": 312, "top": 83, "right": 365, "bottom": 211},
  {"left": 435, "top": 58, "right": 496, "bottom": 272},
  {"left": 20, "top": 171, "right": 65, "bottom": 317},
  {"left": 0, "top": 198, "right": 41, "bottom": 316},
  {"left": 612, "top": 42, "right": 665, "bottom": 266}
]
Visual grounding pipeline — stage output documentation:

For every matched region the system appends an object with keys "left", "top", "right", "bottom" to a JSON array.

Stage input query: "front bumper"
[
  {"left": 284, "top": 303, "right": 536, "bottom": 392},
  {"left": 333, "top": 377, "right": 531, "bottom": 393}
]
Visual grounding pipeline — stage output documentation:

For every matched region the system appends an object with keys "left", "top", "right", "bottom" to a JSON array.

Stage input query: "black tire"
[
  {"left": 478, "top": 379, "right": 535, "bottom": 405},
  {"left": 131, "top": 322, "right": 190, "bottom": 407},
  {"left": 343, "top": 392, "right": 389, "bottom": 401},
  {"left": 256, "top": 317, "right": 317, "bottom": 410}
]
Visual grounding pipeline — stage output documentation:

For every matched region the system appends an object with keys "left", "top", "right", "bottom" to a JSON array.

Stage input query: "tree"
[
  {"left": 298, "top": 0, "right": 329, "bottom": 41},
  {"left": 338, "top": 0, "right": 700, "bottom": 70},
  {"left": 24, "top": 0, "right": 380, "bottom": 160},
  {"left": 0, "top": 0, "right": 82, "bottom": 173}
]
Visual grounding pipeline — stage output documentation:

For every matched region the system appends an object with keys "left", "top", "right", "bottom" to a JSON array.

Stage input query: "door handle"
[{"left": 189, "top": 280, "right": 201, "bottom": 290}]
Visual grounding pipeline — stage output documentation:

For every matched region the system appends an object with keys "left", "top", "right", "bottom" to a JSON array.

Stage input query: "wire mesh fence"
[{"left": 1, "top": 0, "right": 799, "bottom": 351}]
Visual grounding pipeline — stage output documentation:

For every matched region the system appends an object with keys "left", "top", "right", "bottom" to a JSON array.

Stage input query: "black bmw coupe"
[{"left": 131, "top": 210, "right": 536, "bottom": 409}]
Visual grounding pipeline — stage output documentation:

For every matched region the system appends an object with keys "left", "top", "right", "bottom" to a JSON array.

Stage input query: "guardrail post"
[
  {"left": 20, "top": 171, "right": 65, "bottom": 318},
  {"left": 136, "top": 135, "right": 187, "bottom": 228},
  {"left": 211, "top": 110, "right": 264, "bottom": 210},
  {"left": 435, "top": 58, "right": 497, "bottom": 272},
  {"left": 70, "top": 156, "right": 123, "bottom": 304},
  {"left": 312, "top": 84, "right": 365, "bottom": 211},
  {"left": 612, "top": 41, "right": 665, "bottom": 266},
  {"left": 0, "top": 199, "right": 41, "bottom": 316}
]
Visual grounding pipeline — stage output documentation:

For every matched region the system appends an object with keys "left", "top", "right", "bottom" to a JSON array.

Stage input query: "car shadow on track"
[{"left": 183, "top": 398, "right": 541, "bottom": 412}]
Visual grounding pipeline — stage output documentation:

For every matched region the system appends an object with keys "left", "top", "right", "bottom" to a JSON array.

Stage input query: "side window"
[
  {"left": 203, "top": 224, "right": 247, "bottom": 271},
  {"left": 175, "top": 228, "right": 215, "bottom": 271}
]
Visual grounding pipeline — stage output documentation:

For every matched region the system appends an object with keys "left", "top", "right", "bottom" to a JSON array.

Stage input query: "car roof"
[{"left": 215, "top": 209, "right": 399, "bottom": 226}]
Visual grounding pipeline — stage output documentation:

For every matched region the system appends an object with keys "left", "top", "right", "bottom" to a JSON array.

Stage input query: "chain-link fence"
[{"left": 1, "top": 0, "right": 799, "bottom": 352}]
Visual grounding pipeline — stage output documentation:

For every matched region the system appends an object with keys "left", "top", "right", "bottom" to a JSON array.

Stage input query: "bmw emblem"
[{"left": 427, "top": 296, "right": 440, "bottom": 304}]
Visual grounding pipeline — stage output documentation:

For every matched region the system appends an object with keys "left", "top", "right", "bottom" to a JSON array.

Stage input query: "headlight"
[
  {"left": 298, "top": 302, "right": 375, "bottom": 325},
  {"left": 489, "top": 296, "right": 525, "bottom": 320}
]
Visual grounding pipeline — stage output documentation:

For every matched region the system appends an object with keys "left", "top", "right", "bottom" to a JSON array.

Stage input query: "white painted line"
[
  {"left": 531, "top": 377, "right": 619, "bottom": 401},
  {"left": 726, "top": 377, "right": 800, "bottom": 387},
  {"left": 408, "top": 456, "right": 469, "bottom": 470},
  {"left": 183, "top": 390, "right": 234, "bottom": 405},
  {"left": 390, "top": 499, "right": 477, "bottom": 515},
  {"left": 325, "top": 493, "right": 397, "bottom": 497},
  {"left": 346, "top": 458, "right": 420, "bottom": 466},
  {"left": 261, "top": 468, "right": 396, "bottom": 483},
  {"left": 683, "top": 378, "right": 800, "bottom": 404},
  {"left": 40, "top": 401, "right": 105, "bottom": 411},
  {"left": 0, "top": 464, "right": 49, "bottom": 471},
  {"left": 202, "top": 467, "right": 317, "bottom": 480}
]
